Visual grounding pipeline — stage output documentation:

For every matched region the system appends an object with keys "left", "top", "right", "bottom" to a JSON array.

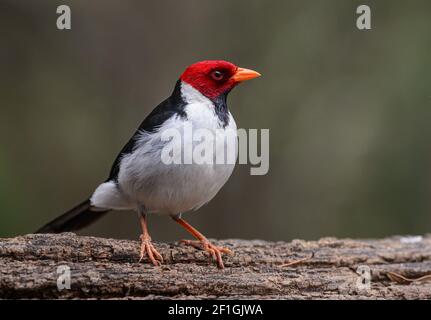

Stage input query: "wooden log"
[{"left": 0, "top": 233, "right": 430, "bottom": 299}]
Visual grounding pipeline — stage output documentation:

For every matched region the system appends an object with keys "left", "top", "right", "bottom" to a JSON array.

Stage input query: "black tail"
[{"left": 36, "top": 199, "right": 110, "bottom": 233}]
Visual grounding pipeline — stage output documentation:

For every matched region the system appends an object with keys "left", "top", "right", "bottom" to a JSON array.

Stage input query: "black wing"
[{"left": 106, "top": 80, "right": 186, "bottom": 182}]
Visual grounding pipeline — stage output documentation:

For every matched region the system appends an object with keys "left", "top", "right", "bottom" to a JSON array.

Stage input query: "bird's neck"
[{"left": 175, "top": 81, "right": 230, "bottom": 128}]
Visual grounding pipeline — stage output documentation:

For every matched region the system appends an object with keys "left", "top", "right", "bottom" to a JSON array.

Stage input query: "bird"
[{"left": 36, "top": 60, "right": 261, "bottom": 269}]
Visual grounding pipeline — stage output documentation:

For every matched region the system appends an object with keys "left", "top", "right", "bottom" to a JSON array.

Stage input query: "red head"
[{"left": 180, "top": 60, "right": 261, "bottom": 100}]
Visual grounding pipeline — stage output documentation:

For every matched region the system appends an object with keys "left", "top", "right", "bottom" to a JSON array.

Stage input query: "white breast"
[{"left": 112, "top": 83, "right": 237, "bottom": 215}]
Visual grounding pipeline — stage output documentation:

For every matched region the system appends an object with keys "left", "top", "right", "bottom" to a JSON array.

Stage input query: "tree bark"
[{"left": 0, "top": 233, "right": 430, "bottom": 299}]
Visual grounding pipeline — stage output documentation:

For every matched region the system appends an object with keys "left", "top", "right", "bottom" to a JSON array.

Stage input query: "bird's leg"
[
  {"left": 172, "top": 216, "right": 232, "bottom": 269},
  {"left": 138, "top": 212, "right": 163, "bottom": 266}
]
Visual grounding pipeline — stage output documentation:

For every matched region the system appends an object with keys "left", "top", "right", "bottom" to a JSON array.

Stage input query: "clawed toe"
[
  {"left": 180, "top": 239, "right": 233, "bottom": 269},
  {"left": 139, "top": 235, "right": 163, "bottom": 266}
]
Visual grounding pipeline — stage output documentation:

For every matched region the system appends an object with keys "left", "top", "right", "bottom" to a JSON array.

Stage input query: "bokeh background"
[{"left": 1, "top": 0, "right": 431, "bottom": 241}]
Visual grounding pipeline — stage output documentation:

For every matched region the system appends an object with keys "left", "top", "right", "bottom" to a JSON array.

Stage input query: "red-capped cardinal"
[{"left": 37, "top": 60, "right": 261, "bottom": 269}]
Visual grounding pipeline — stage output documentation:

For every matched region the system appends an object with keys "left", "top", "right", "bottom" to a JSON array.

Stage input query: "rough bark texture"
[{"left": 0, "top": 233, "right": 430, "bottom": 299}]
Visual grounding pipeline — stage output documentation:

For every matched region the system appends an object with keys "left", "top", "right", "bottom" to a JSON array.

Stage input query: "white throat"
[{"left": 180, "top": 82, "right": 213, "bottom": 105}]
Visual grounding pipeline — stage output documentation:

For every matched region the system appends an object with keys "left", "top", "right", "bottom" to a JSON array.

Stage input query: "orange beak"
[{"left": 231, "top": 67, "right": 261, "bottom": 82}]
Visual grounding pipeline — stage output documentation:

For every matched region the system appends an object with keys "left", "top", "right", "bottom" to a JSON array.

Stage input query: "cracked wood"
[{"left": 0, "top": 233, "right": 430, "bottom": 299}]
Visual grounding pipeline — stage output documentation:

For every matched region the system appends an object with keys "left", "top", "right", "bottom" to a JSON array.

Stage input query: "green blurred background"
[{"left": 1, "top": 0, "right": 430, "bottom": 241}]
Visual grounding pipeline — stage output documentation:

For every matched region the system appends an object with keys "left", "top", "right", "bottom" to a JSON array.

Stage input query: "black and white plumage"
[
  {"left": 91, "top": 81, "right": 237, "bottom": 214},
  {"left": 37, "top": 60, "right": 260, "bottom": 268}
]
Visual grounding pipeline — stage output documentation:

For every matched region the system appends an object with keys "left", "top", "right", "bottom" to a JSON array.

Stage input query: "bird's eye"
[{"left": 211, "top": 70, "right": 224, "bottom": 81}]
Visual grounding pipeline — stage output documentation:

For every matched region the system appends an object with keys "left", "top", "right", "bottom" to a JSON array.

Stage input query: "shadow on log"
[{"left": 0, "top": 233, "right": 430, "bottom": 299}]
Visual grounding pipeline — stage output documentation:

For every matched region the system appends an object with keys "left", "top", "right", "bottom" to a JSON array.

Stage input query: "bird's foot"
[
  {"left": 180, "top": 239, "right": 233, "bottom": 269},
  {"left": 139, "top": 234, "right": 163, "bottom": 266}
]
